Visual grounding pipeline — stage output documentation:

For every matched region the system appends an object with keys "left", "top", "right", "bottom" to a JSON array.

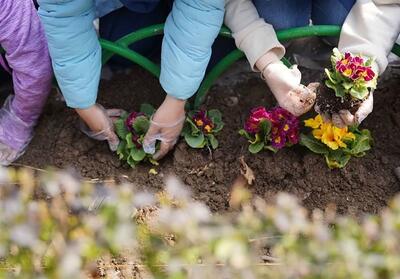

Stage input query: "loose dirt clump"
[{"left": 15, "top": 65, "right": 400, "bottom": 216}]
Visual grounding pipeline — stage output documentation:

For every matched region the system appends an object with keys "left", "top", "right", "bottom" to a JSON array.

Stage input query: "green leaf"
[
  {"left": 249, "top": 142, "right": 264, "bottom": 154},
  {"left": 265, "top": 145, "right": 278, "bottom": 153},
  {"left": 342, "top": 81, "right": 353, "bottom": 90},
  {"left": 207, "top": 134, "right": 218, "bottom": 149},
  {"left": 127, "top": 155, "right": 138, "bottom": 168},
  {"left": 239, "top": 129, "right": 253, "bottom": 141},
  {"left": 125, "top": 133, "right": 134, "bottom": 149},
  {"left": 140, "top": 103, "right": 156, "bottom": 116},
  {"left": 259, "top": 119, "right": 272, "bottom": 141},
  {"left": 326, "top": 80, "right": 346, "bottom": 99},
  {"left": 213, "top": 121, "right": 224, "bottom": 133},
  {"left": 132, "top": 116, "right": 150, "bottom": 134},
  {"left": 325, "top": 69, "right": 337, "bottom": 84},
  {"left": 115, "top": 118, "right": 129, "bottom": 139},
  {"left": 300, "top": 134, "right": 329, "bottom": 155},
  {"left": 184, "top": 133, "right": 205, "bottom": 148},
  {"left": 117, "top": 141, "right": 128, "bottom": 160},
  {"left": 348, "top": 130, "right": 372, "bottom": 155},
  {"left": 130, "top": 148, "right": 146, "bottom": 162},
  {"left": 208, "top": 109, "right": 222, "bottom": 123},
  {"left": 349, "top": 86, "right": 369, "bottom": 100},
  {"left": 186, "top": 117, "right": 201, "bottom": 134},
  {"left": 325, "top": 152, "right": 351, "bottom": 169}
]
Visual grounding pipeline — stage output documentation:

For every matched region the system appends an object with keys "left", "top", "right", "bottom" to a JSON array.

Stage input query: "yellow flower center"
[
  {"left": 196, "top": 119, "right": 204, "bottom": 127},
  {"left": 275, "top": 136, "right": 281, "bottom": 143},
  {"left": 204, "top": 125, "right": 212, "bottom": 133},
  {"left": 283, "top": 124, "right": 289, "bottom": 132},
  {"left": 343, "top": 68, "right": 353, "bottom": 77}
]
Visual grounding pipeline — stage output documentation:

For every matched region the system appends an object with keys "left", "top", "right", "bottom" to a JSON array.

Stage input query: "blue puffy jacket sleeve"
[
  {"left": 160, "top": 0, "right": 224, "bottom": 100},
  {"left": 38, "top": 0, "right": 101, "bottom": 109}
]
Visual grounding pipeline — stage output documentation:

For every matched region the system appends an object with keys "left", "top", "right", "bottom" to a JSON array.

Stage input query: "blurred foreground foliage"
[{"left": 0, "top": 167, "right": 399, "bottom": 279}]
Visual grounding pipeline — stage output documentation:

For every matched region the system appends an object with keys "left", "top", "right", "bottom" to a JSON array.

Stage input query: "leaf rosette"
[
  {"left": 300, "top": 114, "right": 373, "bottom": 168},
  {"left": 182, "top": 109, "right": 224, "bottom": 150},
  {"left": 239, "top": 107, "right": 300, "bottom": 154},
  {"left": 115, "top": 104, "right": 158, "bottom": 167}
]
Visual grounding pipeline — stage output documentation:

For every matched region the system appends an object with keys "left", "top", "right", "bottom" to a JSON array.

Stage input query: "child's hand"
[
  {"left": 77, "top": 104, "right": 124, "bottom": 151},
  {"left": 143, "top": 95, "right": 186, "bottom": 160},
  {"left": 261, "top": 62, "right": 317, "bottom": 116}
]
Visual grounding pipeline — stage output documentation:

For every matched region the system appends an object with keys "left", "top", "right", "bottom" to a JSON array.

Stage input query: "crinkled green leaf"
[
  {"left": 186, "top": 117, "right": 200, "bottom": 134},
  {"left": 348, "top": 129, "right": 373, "bottom": 155},
  {"left": 207, "top": 134, "right": 218, "bottom": 150},
  {"left": 300, "top": 134, "right": 329, "bottom": 155},
  {"left": 125, "top": 133, "right": 134, "bottom": 149},
  {"left": 239, "top": 129, "right": 253, "bottom": 141},
  {"left": 208, "top": 109, "right": 222, "bottom": 123},
  {"left": 130, "top": 148, "right": 146, "bottom": 162},
  {"left": 132, "top": 116, "right": 150, "bottom": 134},
  {"left": 140, "top": 103, "right": 156, "bottom": 116},
  {"left": 350, "top": 86, "right": 369, "bottom": 100},
  {"left": 184, "top": 133, "right": 205, "bottom": 148},
  {"left": 325, "top": 151, "right": 351, "bottom": 169},
  {"left": 259, "top": 119, "right": 271, "bottom": 141},
  {"left": 265, "top": 145, "right": 278, "bottom": 153},
  {"left": 325, "top": 69, "right": 337, "bottom": 84},
  {"left": 117, "top": 141, "right": 128, "bottom": 160},
  {"left": 115, "top": 118, "right": 129, "bottom": 139},
  {"left": 249, "top": 141, "right": 264, "bottom": 154}
]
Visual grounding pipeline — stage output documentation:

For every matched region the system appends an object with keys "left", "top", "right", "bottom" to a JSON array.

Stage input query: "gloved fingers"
[
  {"left": 321, "top": 112, "right": 332, "bottom": 123},
  {"left": 307, "top": 82, "right": 320, "bottom": 94},
  {"left": 105, "top": 130, "right": 120, "bottom": 152},
  {"left": 285, "top": 84, "right": 316, "bottom": 116},
  {"left": 107, "top": 108, "right": 126, "bottom": 123},
  {"left": 143, "top": 123, "right": 162, "bottom": 155},
  {"left": 153, "top": 141, "right": 173, "bottom": 161},
  {"left": 355, "top": 92, "right": 374, "bottom": 124},
  {"left": 0, "top": 142, "right": 23, "bottom": 166},
  {"left": 332, "top": 113, "right": 346, "bottom": 128},
  {"left": 339, "top": 110, "right": 355, "bottom": 126},
  {"left": 288, "top": 64, "right": 302, "bottom": 84}
]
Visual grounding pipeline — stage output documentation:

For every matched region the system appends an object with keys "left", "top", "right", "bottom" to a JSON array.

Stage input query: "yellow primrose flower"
[
  {"left": 304, "top": 115, "right": 323, "bottom": 129},
  {"left": 306, "top": 115, "right": 356, "bottom": 150}
]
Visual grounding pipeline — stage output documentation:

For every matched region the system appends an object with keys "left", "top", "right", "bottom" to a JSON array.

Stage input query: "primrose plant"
[
  {"left": 239, "top": 107, "right": 300, "bottom": 154},
  {"left": 300, "top": 114, "right": 373, "bottom": 168},
  {"left": 115, "top": 104, "right": 158, "bottom": 167},
  {"left": 182, "top": 109, "right": 224, "bottom": 150}
]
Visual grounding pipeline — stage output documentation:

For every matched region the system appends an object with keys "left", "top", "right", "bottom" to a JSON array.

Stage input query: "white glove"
[
  {"left": 79, "top": 104, "right": 124, "bottom": 151},
  {"left": 143, "top": 95, "right": 186, "bottom": 160},
  {"left": 262, "top": 61, "right": 317, "bottom": 116}
]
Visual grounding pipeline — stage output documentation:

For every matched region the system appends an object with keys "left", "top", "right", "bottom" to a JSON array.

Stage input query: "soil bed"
[{"left": 16, "top": 65, "right": 400, "bottom": 216}]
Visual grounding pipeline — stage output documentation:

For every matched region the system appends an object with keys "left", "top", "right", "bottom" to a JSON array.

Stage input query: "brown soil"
[
  {"left": 315, "top": 81, "right": 364, "bottom": 114},
  {"left": 14, "top": 65, "right": 400, "bottom": 216}
]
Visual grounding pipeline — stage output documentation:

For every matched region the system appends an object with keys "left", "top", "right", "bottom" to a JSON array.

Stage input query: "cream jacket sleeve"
[
  {"left": 224, "top": 0, "right": 285, "bottom": 71},
  {"left": 339, "top": 0, "right": 400, "bottom": 74}
]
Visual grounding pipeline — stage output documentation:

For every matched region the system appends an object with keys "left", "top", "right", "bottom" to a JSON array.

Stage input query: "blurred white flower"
[
  {"left": 113, "top": 223, "right": 136, "bottom": 249},
  {"left": 10, "top": 224, "right": 38, "bottom": 248},
  {"left": 165, "top": 176, "right": 190, "bottom": 200},
  {"left": 59, "top": 247, "right": 82, "bottom": 279},
  {"left": 133, "top": 192, "right": 156, "bottom": 208}
]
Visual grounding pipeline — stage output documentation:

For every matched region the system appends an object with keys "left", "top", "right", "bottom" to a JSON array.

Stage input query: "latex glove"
[
  {"left": 315, "top": 90, "right": 374, "bottom": 128},
  {"left": 262, "top": 61, "right": 317, "bottom": 116},
  {"left": 0, "top": 96, "right": 33, "bottom": 165},
  {"left": 78, "top": 104, "right": 124, "bottom": 152},
  {"left": 143, "top": 95, "right": 186, "bottom": 160}
]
